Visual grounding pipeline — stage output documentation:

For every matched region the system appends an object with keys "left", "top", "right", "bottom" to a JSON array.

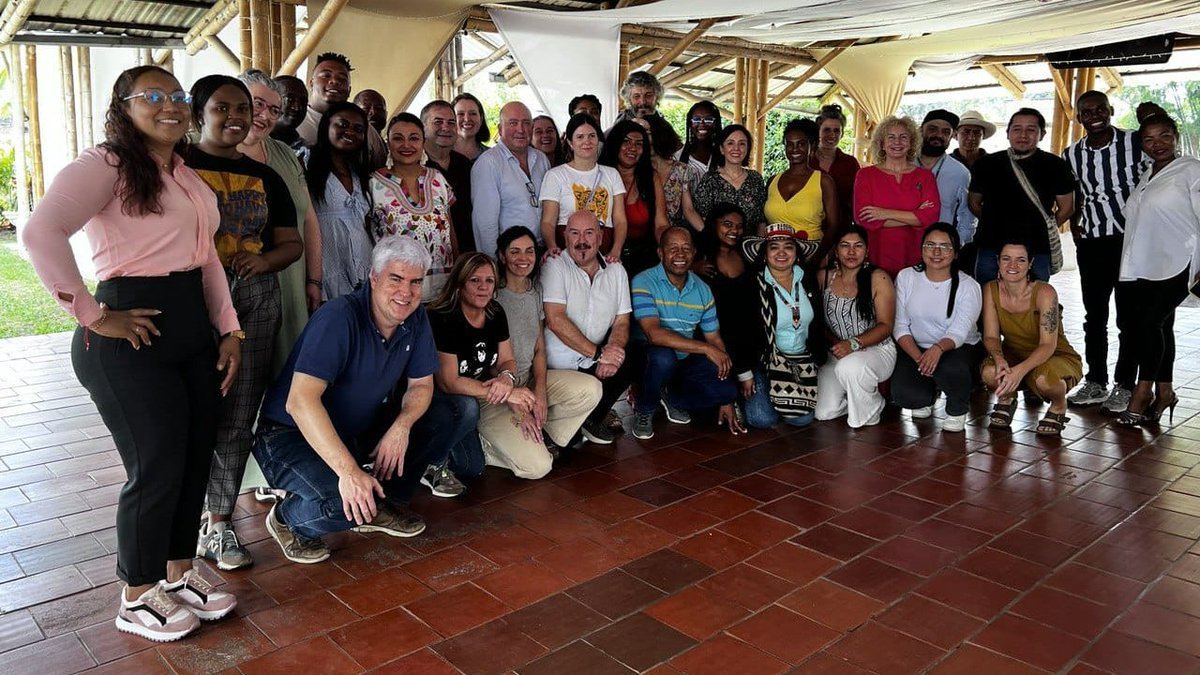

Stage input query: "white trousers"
[
  {"left": 814, "top": 340, "right": 897, "bottom": 428},
  {"left": 479, "top": 369, "right": 602, "bottom": 479}
]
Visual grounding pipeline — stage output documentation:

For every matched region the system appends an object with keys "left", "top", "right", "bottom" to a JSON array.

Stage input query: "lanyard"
[{"left": 771, "top": 275, "right": 804, "bottom": 329}]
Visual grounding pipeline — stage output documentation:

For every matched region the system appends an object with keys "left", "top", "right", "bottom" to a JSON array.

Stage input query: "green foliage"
[
  {"left": 0, "top": 147, "right": 15, "bottom": 215},
  {"left": 0, "top": 232, "right": 94, "bottom": 337},
  {"left": 1111, "top": 82, "right": 1200, "bottom": 156}
]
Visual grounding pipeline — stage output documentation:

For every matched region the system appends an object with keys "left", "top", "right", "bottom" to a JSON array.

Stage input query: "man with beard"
[
  {"left": 1062, "top": 90, "right": 1144, "bottom": 412},
  {"left": 353, "top": 89, "right": 388, "bottom": 134},
  {"left": 628, "top": 227, "right": 737, "bottom": 440},
  {"left": 613, "top": 71, "right": 664, "bottom": 126},
  {"left": 421, "top": 99, "right": 474, "bottom": 252},
  {"left": 968, "top": 108, "right": 1076, "bottom": 281},
  {"left": 271, "top": 75, "right": 308, "bottom": 150},
  {"left": 471, "top": 101, "right": 550, "bottom": 258},
  {"left": 296, "top": 53, "right": 387, "bottom": 169},
  {"left": 918, "top": 109, "right": 976, "bottom": 245},
  {"left": 542, "top": 211, "right": 634, "bottom": 444}
]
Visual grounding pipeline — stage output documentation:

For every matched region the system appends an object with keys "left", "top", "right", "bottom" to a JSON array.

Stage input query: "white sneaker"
[
  {"left": 162, "top": 569, "right": 237, "bottom": 621},
  {"left": 910, "top": 406, "right": 934, "bottom": 419},
  {"left": 943, "top": 413, "right": 967, "bottom": 432},
  {"left": 115, "top": 584, "right": 200, "bottom": 642}
]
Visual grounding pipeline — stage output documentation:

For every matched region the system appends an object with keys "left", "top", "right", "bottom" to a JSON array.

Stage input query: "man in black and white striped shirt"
[{"left": 1063, "top": 90, "right": 1145, "bottom": 412}]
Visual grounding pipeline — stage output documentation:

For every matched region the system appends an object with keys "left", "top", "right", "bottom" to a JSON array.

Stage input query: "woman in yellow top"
[
  {"left": 765, "top": 118, "right": 840, "bottom": 245},
  {"left": 981, "top": 239, "right": 1083, "bottom": 437}
]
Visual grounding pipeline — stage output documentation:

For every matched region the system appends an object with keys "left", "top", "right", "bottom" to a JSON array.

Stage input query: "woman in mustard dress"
[
  {"left": 764, "top": 118, "right": 839, "bottom": 247},
  {"left": 981, "top": 239, "right": 1083, "bottom": 436}
]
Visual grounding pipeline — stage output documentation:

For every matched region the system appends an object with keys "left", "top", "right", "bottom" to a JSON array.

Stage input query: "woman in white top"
[
  {"left": 892, "top": 222, "right": 983, "bottom": 432},
  {"left": 539, "top": 113, "right": 627, "bottom": 261},
  {"left": 1115, "top": 113, "right": 1198, "bottom": 426}
]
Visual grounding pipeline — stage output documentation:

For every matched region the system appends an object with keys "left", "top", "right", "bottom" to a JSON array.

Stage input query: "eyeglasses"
[
  {"left": 690, "top": 116, "right": 717, "bottom": 125},
  {"left": 253, "top": 97, "right": 282, "bottom": 118},
  {"left": 524, "top": 181, "right": 538, "bottom": 208},
  {"left": 122, "top": 89, "right": 192, "bottom": 107},
  {"left": 922, "top": 242, "right": 954, "bottom": 253}
]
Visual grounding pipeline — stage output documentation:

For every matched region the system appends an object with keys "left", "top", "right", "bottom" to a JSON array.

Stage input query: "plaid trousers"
[{"left": 206, "top": 271, "right": 281, "bottom": 516}]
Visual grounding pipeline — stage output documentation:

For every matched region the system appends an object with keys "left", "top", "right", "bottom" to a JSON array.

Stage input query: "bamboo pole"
[
  {"left": 1070, "top": 67, "right": 1087, "bottom": 143},
  {"left": 206, "top": 35, "right": 242, "bottom": 70},
  {"left": 8, "top": 45, "right": 29, "bottom": 219},
  {"left": 0, "top": 0, "right": 36, "bottom": 47},
  {"left": 277, "top": 0, "right": 350, "bottom": 76},
  {"left": 270, "top": 1, "right": 282, "bottom": 73},
  {"left": 1051, "top": 85, "right": 1067, "bottom": 155},
  {"left": 249, "top": 0, "right": 270, "bottom": 72},
  {"left": 238, "top": 0, "right": 252, "bottom": 71},
  {"left": 979, "top": 63, "right": 1026, "bottom": 99},
  {"left": 712, "top": 62, "right": 792, "bottom": 103},
  {"left": 76, "top": 46, "right": 93, "bottom": 149},
  {"left": 184, "top": 0, "right": 239, "bottom": 55},
  {"left": 659, "top": 55, "right": 730, "bottom": 90},
  {"left": 279, "top": 2, "right": 295, "bottom": 69},
  {"left": 454, "top": 45, "right": 509, "bottom": 88},
  {"left": 760, "top": 41, "right": 854, "bottom": 117},
  {"left": 755, "top": 59, "right": 768, "bottom": 170},
  {"left": 1048, "top": 65, "right": 1074, "bottom": 118},
  {"left": 645, "top": 18, "right": 716, "bottom": 77},
  {"left": 744, "top": 58, "right": 759, "bottom": 140},
  {"left": 627, "top": 47, "right": 661, "bottom": 70},
  {"left": 668, "top": 87, "right": 735, "bottom": 121},
  {"left": 25, "top": 45, "right": 43, "bottom": 201},
  {"left": 453, "top": 34, "right": 464, "bottom": 94},
  {"left": 733, "top": 57, "right": 745, "bottom": 125},
  {"left": 617, "top": 44, "right": 631, "bottom": 113},
  {"left": 59, "top": 46, "right": 78, "bottom": 159}
]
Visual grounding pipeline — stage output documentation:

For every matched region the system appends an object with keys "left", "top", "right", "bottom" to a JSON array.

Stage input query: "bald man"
[{"left": 470, "top": 101, "right": 551, "bottom": 258}]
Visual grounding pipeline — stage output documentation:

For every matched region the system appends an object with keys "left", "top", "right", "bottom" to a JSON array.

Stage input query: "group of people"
[{"left": 19, "top": 56, "right": 1199, "bottom": 644}]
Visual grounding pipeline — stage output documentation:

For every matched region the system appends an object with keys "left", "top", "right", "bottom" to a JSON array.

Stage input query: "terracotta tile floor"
[{"left": 1, "top": 272, "right": 1200, "bottom": 674}]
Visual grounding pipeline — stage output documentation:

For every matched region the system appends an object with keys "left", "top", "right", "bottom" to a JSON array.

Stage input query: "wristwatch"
[
  {"left": 849, "top": 336, "right": 862, "bottom": 352},
  {"left": 593, "top": 345, "right": 604, "bottom": 362},
  {"left": 226, "top": 330, "right": 247, "bottom": 342}
]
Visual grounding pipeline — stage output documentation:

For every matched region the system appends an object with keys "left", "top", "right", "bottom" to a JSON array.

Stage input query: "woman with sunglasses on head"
[
  {"left": 693, "top": 124, "right": 768, "bottom": 235},
  {"left": 981, "top": 239, "right": 1082, "bottom": 436},
  {"left": 185, "top": 74, "right": 301, "bottom": 572},
  {"left": 814, "top": 225, "right": 896, "bottom": 428},
  {"left": 235, "top": 70, "right": 323, "bottom": 365},
  {"left": 305, "top": 102, "right": 375, "bottom": 301},
  {"left": 370, "top": 112, "right": 459, "bottom": 298},
  {"left": 540, "top": 113, "right": 627, "bottom": 260},
  {"left": 22, "top": 66, "right": 240, "bottom": 641},
  {"left": 892, "top": 223, "right": 983, "bottom": 432}
]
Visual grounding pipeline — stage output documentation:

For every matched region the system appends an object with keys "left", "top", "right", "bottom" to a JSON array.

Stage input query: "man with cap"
[
  {"left": 952, "top": 110, "right": 995, "bottom": 170},
  {"left": 1062, "top": 90, "right": 1144, "bottom": 412},
  {"left": 919, "top": 109, "right": 976, "bottom": 245}
]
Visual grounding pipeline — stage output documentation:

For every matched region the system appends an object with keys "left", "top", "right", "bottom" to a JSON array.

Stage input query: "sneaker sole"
[
  {"left": 659, "top": 400, "right": 691, "bottom": 424},
  {"left": 1069, "top": 396, "right": 1108, "bottom": 406},
  {"left": 115, "top": 616, "right": 198, "bottom": 642},
  {"left": 186, "top": 601, "right": 238, "bottom": 621},
  {"left": 580, "top": 427, "right": 614, "bottom": 445},
  {"left": 419, "top": 478, "right": 464, "bottom": 498},
  {"left": 196, "top": 542, "right": 254, "bottom": 571},
  {"left": 266, "top": 507, "right": 331, "bottom": 565},
  {"left": 352, "top": 522, "right": 427, "bottom": 538},
  {"left": 632, "top": 429, "right": 655, "bottom": 440}
]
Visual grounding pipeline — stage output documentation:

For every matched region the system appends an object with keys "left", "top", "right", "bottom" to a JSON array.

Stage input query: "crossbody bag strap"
[{"left": 1007, "top": 150, "right": 1063, "bottom": 274}]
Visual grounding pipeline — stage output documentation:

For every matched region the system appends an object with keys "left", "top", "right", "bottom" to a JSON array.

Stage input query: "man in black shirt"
[
  {"left": 968, "top": 108, "right": 1076, "bottom": 281},
  {"left": 421, "top": 99, "right": 475, "bottom": 252}
]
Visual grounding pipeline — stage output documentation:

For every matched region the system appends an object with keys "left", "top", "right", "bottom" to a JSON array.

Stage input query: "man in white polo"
[{"left": 542, "top": 211, "right": 634, "bottom": 444}]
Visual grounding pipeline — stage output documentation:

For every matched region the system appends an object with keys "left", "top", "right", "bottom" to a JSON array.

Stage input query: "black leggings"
[
  {"left": 72, "top": 270, "right": 220, "bottom": 586},
  {"left": 1118, "top": 268, "right": 1190, "bottom": 384},
  {"left": 891, "top": 342, "right": 983, "bottom": 416}
]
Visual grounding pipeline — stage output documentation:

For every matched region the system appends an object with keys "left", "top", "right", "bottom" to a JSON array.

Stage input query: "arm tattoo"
[{"left": 1041, "top": 305, "right": 1058, "bottom": 333}]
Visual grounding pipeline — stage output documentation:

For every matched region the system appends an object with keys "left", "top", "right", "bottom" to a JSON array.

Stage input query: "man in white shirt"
[
  {"left": 542, "top": 211, "right": 634, "bottom": 444},
  {"left": 471, "top": 102, "right": 550, "bottom": 258}
]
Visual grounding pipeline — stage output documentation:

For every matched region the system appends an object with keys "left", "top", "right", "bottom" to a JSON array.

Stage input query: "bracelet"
[
  {"left": 500, "top": 370, "right": 516, "bottom": 384},
  {"left": 88, "top": 309, "right": 108, "bottom": 332},
  {"left": 306, "top": 278, "right": 323, "bottom": 288}
]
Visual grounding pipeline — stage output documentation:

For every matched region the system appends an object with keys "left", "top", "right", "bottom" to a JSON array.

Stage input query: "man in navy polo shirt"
[{"left": 252, "top": 235, "right": 441, "bottom": 564}]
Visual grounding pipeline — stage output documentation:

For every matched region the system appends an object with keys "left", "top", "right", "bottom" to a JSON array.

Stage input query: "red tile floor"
[{"left": 1, "top": 271, "right": 1199, "bottom": 674}]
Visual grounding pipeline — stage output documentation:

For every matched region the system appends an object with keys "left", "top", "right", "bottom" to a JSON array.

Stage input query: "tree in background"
[{"left": 1113, "top": 82, "right": 1199, "bottom": 156}]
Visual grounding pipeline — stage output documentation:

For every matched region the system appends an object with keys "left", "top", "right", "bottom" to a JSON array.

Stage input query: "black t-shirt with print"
[
  {"left": 185, "top": 147, "right": 297, "bottom": 266},
  {"left": 428, "top": 305, "right": 510, "bottom": 380}
]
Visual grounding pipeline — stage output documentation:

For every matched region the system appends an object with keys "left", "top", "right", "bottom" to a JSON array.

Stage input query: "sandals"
[
  {"left": 1036, "top": 410, "right": 1070, "bottom": 436},
  {"left": 988, "top": 398, "right": 1017, "bottom": 429}
]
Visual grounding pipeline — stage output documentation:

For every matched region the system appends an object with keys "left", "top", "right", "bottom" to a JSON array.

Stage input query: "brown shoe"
[{"left": 352, "top": 501, "right": 426, "bottom": 538}]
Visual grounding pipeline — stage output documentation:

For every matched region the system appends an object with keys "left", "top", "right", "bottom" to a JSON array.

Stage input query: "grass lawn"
[{"left": 0, "top": 231, "right": 92, "bottom": 338}]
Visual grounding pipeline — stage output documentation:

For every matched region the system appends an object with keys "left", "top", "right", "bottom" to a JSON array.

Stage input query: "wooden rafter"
[
  {"left": 455, "top": 44, "right": 510, "bottom": 87},
  {"left": 278, "top": 0, "right": 350, "bottom": 76},
  {"left": 206, "top": 35, "right": 241, "bottom": 70},
  {"left": 1099, "top": 66, "right": 1123, "bottom": 94},
  {"left": 712, "top": 62, "right": 793, "bottom": 102},
  {"left": 1048, "top": 65, "right": 1075, "bottom": 118},
  {"left": 645, "top": 18, "right": 716, "bottom": 76},
  {"left": 760, "top": 40, "right": 854, "bottom": 118},
  {"left": 628, "top": 47, "right": 662, "bottom": 70},
  {"left": 979, "top": 63, "right": 1026, "bottom": 99},
  {"left": 668, "top": 87, "right": 734, "bottom": 121},
  {"left": 659, "top": 54, "right": 731, "bottom": 89},
  {"left": 184, "top": 0, "right": 239, "bottom": 55},
  {"left": 0, "top": 0, "right": 36, "bottom": 46}
]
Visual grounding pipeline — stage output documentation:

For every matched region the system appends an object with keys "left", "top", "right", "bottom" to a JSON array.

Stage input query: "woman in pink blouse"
[
  {"left": 19, "top": 66, "right": 240, "bottom": 642},
  {"left": 852, "top": 115, "right": 940, "bottom": 277}
]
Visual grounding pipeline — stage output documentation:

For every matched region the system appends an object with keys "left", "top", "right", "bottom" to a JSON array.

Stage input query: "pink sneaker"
[
  {"left": 162, "top": 569, "right": 237, "bottom": 621},
  {"left": 115, "top": 584, "right": 199, "bottom": 642}
]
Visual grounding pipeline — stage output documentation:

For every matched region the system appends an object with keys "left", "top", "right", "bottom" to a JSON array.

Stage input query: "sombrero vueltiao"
[{"left": 741, "top": 223, "right": 821, "bottom": 262}]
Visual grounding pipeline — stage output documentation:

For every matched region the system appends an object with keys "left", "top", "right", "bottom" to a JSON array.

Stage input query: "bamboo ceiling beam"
[
  {"left": 183, "top": 0, "right": 239, "bottom": 55},
  {"left": 468, "top": 30, "right": 500, "bottom": 52},
  {"left": 668, "top": 87, "right": 735, "bottom": 121},
  {"left": 454, "top": 44, "right": 509, "bottom": 87},
  {"left": 1099, "top": 66, "right": 1123, "bottom": 94},
  {"left": 0, "top": 0, "right": 37, "bottom": 46},
  {"left": 979, "top": 62, "right": 1026, "bottom": 99},
  {"left": 628, "top": 47, "right": 662, "bottom": 70},
  {"left": 644, "top": 18, "right": 716, "bottom": 76},
  {"left": 1048, "top": 65, "right": 1075, "bottom": 118},
  {"left": 659, "top": 54, "right": 731, "bottom": 90},
  {"left": 713, "top": 62, "right": 794, "bottom": 102},
  {"left": 760, "top": 40, "right": 854, "bottom": 118},
  {"left": 206, "top": 35, "right": 241, "bottom": 70},
  {"left": 277, "top": 0, "right": 350, "bottom": 76}
]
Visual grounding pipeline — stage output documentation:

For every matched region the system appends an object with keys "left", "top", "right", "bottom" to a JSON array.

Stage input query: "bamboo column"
[
  {"left": 269, "top": 1, "right": 282, "bottom": 73},
  {"left": 277, "top": 0, "right": 349, "bottom": 76},
  {"left": 617, "top": 44, "right": 630, "bottom": 113},
  {"left": 279, "top": 2, "right": 295, "bottom": 67},
  {"left": 25, "top": 45, "right": 43, "bottom": 201},
  {"left": 8, "top": 45, "right": 29, "bottom": 219},
  {"left": 1070, "top": 67, "right": 1088, "bottom": 143},
  {"left": 249, "top": 0, "right": 270, "bottom": 72},
  {"left": 1051, "top": 82, "right": 1067, "bottom": 155},
  {"left": 76, "top": 47, "right": 92, "bottom": 149},
  {"left": 755, "top": 59, "right": 768, "bottom": 170},
  {"left": 59, "top": 46, "right": 78, "bottom": 159},
  {"left": 238, "top": 0, "right": 252, "bottom": 71},
  {"left": 733, "top": 57, "right": 745, "bottom": 125}
]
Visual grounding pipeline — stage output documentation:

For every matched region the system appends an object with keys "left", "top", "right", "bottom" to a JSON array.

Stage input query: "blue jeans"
[
  {"left": 744, "top": 369, "right": 815, "bottom": 429},
  {"left": 635, "top": 345, "right": 737, "bottom": 415},
  {"left": 975, "top": 247, "right": 1052, "bottom": 281},
  {"left": 252, "top": 421, "right": 438, "bottom": 539},
  {"left": 414, "top": 392, "right": 486, "bottom": 478}
]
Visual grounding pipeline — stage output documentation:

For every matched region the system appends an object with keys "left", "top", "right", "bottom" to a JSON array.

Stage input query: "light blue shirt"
[
  {"left": 470, "top": 142, "right": 550, "bottom": 258},
  {"left": 925, "top": 154, "right": 976, "bottom": 245},
  {"left": 765, "top": 266, "right": 812, "bottom": 355},
  {"left": 631, "top": 264, "right": 719, "bottom": 359}
]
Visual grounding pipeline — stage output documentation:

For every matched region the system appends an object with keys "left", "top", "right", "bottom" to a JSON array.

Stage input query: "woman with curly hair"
[
  {"left": 21, "top": 66, "right": 240, "bottom": 641},
  {"left": 852, "top": 115, "right": 940, "bottom": 277}
]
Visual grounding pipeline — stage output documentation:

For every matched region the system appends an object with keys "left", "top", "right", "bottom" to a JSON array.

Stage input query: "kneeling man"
[{"left": 253, "top": 235, "right": 442, "bottom": 563}]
